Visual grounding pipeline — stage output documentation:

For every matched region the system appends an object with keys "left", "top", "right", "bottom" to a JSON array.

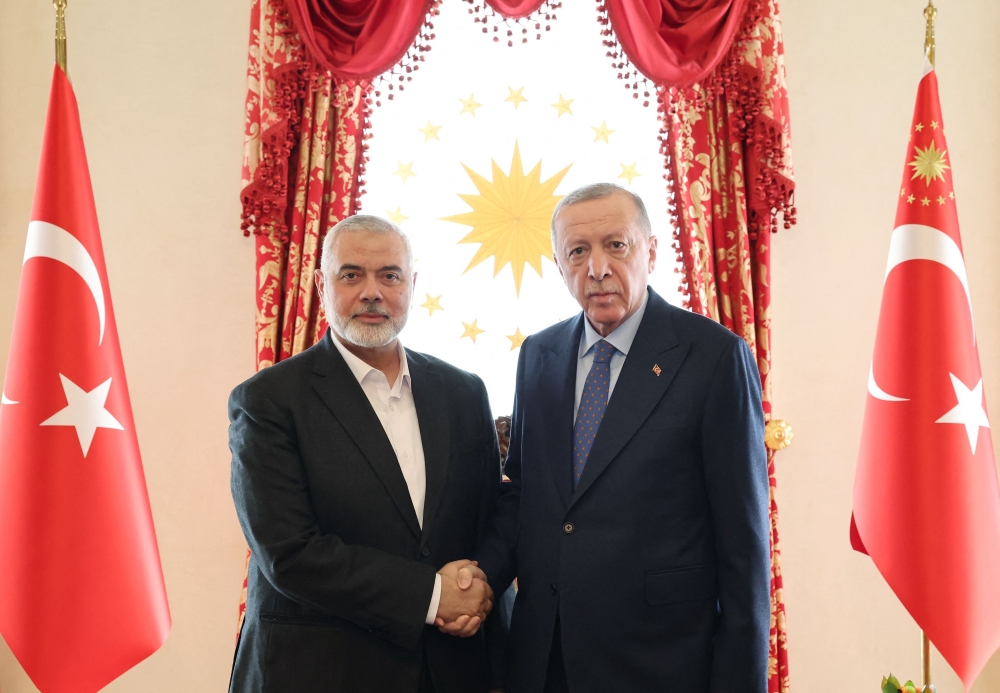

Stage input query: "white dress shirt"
[
  {"left": 574, "top": 291, "right": 649, "bottom": 422},
  {"left": 330, "top": 333, "right": 442, "bottom": 625}
]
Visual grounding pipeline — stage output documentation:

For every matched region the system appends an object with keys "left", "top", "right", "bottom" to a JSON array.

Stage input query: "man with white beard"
[{"left": 228, "top": 215, "right": 507, "bottom": 693}]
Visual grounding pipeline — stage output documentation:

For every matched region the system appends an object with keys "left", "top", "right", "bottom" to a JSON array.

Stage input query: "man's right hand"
[{"left": 434, "top": 560, "right": 493, "bottom": 637}]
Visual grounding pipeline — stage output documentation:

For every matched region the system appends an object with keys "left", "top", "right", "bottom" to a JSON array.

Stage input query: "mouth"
[{"left": 353, "top": 313, "right": 389, "bottom": 323}]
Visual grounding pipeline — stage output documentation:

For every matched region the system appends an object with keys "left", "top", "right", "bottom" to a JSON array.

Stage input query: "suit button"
[
  {"left": 421, "top": 547, "right": 431, "bottom": 557},
  {"left": 563, "top": 522, "right": 574, "bottom": 534}
]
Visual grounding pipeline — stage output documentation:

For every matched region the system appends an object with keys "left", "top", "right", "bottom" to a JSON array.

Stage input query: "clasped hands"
[{"left": 434, "top": 559, "right": 492, "bottom": 637}]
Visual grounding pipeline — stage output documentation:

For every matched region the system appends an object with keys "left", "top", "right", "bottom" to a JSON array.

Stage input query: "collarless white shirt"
[
  {"left": 574, "top": 291, "right": 649, "bottom": 423},
  {"left": 329, "top": 332, "right": 442, "bottom": 624}
]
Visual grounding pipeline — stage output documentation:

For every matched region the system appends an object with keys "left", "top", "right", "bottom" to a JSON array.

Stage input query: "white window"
[{"left": 363, "top": 1, "right": 682, "bottom": 415}]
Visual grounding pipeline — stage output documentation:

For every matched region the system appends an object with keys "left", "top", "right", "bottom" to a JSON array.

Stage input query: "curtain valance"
[
  {"left": 605, "top": 0, "right": 747, "bottom": 86},
  {"left": 284, "top": 0, "right": 435, "bottom": 81}
]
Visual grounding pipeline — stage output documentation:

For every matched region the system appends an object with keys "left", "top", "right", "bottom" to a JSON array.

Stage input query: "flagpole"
[
  {"left": 54, "top": 0, "right": 67, "bottom": 72},
  {"left": 924, "top": 0, "right": 936, "bottom": 67},
  {"left": 919, "top": 5, "right": 937, "bottom": 687}
]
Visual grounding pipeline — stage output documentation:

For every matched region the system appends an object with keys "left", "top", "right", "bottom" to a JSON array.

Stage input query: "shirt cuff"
[{"left": 424, "top": 573, "right": 442, "bottom": 625}]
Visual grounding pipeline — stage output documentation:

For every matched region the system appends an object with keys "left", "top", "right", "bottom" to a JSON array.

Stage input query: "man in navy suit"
[{"left": 472, "top": 183, "right": 771, "bottom": 693}]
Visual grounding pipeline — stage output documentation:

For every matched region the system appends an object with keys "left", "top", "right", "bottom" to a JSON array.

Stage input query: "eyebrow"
[{"left": 337, "top": 264, "right": 404, "bottom": 273}]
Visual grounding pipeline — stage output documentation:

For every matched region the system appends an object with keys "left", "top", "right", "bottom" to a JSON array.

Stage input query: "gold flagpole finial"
[
  {"left": 924, "top": 0, "right": 937, "bottom": 68},
  {"left": 54, "top": 0, "right": 67, "bottom": 72}
]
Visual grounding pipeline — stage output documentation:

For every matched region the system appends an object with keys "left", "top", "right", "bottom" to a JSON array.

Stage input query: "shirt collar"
[
  {"left": 579, "top": 289, "right": 649, "bottom": 360},
  {"left": 330, "top": 331, "right": 410, "bottom": 394}
]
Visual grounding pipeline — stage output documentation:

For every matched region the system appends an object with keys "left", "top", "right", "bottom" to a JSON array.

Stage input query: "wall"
[
  {"left": 0, "top": 0, "right": 998, "bottom": 690},
  {"left": 0, "top": 0, "right": 254, "bottom": 690},
  {"left": 776, "top": 1, "right": 1000, "bottom": 691}
]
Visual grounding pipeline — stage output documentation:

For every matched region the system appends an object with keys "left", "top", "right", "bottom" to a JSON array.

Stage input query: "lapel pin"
[{"left": 652, "top": 364, "right": 661, "bottom": 376}]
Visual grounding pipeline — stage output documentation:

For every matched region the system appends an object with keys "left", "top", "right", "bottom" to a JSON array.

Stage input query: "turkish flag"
[
  {"left": 852, "top": 60, "right": 1000, "bottom": 689},
  {"left": 0, "top": 66, "right": 170, "bottom": 692}
]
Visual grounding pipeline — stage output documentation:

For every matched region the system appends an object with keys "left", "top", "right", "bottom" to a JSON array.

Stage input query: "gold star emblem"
[
  {"left": 459, "top": 94, "right": 483, "bottom": 116},
  {"left": 930, "top": 121, "right": 939, "bottom": 129},
  {"left": 592, "top": 121, "right": 615, "bottom": 143},
  {"left": 393, "top": 162, "right": 416, "bottom": 183},
  {"left": 420, "top": 293, "right": 443, "bottom": 316},
  {"left": 909, "top": 141, "right": 949, "bottom": 185},
  {"left": 949, "top": 191, "right": 955, "bottom": 199},
  {"left": 900, "top": 188, "right": 906, "bottom": 197},
  {"left": 387, "top": 207, "right": 408, "bottom": 225},
  {"left": 443, "top": 142, "right": 571, "bottom": 295},
  {"left": 618, "top": 162, "right": 640, "bottom": 185},
  {"left": 551, "top": 95, "right": 573, "bottom": 117},
  {"left": 461, "top": 319, "right": 485, "bottom": 343},
  {"left": 938, "top": 195, "right": 946, "bottom": 205},
  {"left": 914, "top": 122, "right": 924, "bottom": 132},
  {"left": 907, "top": 194, "right": 915, "bottom": 204},
  {"left": 921, "top": 197, "right": 930, "bottom": 206},
  {"left": 418, "top": 120, "right": 442, "bottom": 142},
  {"left": 506, "top": 328, "right": 528, "bottom": 350},
  {"left": 505, "top": 87, "right": 527, "bottom": 109}
]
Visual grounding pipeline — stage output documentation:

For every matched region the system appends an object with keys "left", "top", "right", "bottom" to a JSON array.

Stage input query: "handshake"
[{"left": 434, "top": 559, "right": 493, "bottom": 637}]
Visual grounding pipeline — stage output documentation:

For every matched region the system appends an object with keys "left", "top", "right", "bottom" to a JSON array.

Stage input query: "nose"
[
  {"left": 358, "top": 274, "right": 383, "bottom": 303},
  {"left": 588, "top": 249, "right": 611, "bottom": 281}
]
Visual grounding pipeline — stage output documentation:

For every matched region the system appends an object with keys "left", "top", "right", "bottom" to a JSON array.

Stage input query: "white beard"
[{"left": 332, "top": 309, "right": 408, "bottom": 349}]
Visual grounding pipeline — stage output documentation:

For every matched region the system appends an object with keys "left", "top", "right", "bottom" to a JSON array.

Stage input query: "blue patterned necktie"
[{"left": 573, "top": 339, "right": 617, "bottom": 488}]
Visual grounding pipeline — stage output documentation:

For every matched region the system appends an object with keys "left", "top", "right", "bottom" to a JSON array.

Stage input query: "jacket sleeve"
[
  {"left": 229, "top": 379, "right": 438, "bottom": 651},
  {"left": 702, "top": 337, "right": 771, "bottom": 693},
  {"left": 473, "top": 341, "right": 526, "bottom": 595}
]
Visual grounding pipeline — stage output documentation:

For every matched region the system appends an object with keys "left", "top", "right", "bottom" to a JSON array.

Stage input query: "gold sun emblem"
[
  {"left": 443, "top": 142, "right": 571, "bottom": 295},
  {"left": 908, "top": 141, "right": 950, "bottom": 185}
]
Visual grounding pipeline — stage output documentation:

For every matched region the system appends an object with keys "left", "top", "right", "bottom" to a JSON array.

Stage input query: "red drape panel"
[
  {"left": 605, "top": 0, "right": 747, "bottom": 86},
  {"left": 238, "top": 0, "right": 436, "bottom": 633},
  {"left": 604, "top": 1, "right": 793, "bottom": 691}
]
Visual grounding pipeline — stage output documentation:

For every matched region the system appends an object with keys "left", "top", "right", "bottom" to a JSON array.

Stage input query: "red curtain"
[
  {"left": 238, "top": 5, "right": 793, "bottom": 689},
  {"left": 600, "top": 0, "right": 794, "bottom": 690},
  {"left": 237, "top": 0, "right": 439, "bottom": 632}
]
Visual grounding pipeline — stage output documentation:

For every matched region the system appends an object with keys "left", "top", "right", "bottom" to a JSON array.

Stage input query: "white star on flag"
[
  {"left": 41, "top": 374, "right": 124, "bottom": 457},
  {"left": 935, "top": 373, "right": 991, "bottom": 454}
]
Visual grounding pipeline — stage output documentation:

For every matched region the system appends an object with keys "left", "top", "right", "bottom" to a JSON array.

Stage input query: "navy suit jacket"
[{"left": 476, "top": 288, "right": 770, "bottom": 693}]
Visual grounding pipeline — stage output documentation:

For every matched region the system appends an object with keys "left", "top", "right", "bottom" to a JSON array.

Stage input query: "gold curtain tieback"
[{"left": 765, "top": 419, "right": 793, "bottom": 451}]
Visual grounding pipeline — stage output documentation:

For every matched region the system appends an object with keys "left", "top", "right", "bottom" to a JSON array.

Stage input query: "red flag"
[
  {"left": 852, "top": 59, "right": 1000, "bottom": 690},
  {"left": 0, "top": 66, "right": 170, "bottom": 692}
]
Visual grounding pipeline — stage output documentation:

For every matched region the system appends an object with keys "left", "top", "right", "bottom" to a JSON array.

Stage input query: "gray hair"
[
  {"left": 550, "top": 182, "right": 652, "bottom": 247},
  {"left": 319, "top": 214, "right": 413, "bottom": 278}
]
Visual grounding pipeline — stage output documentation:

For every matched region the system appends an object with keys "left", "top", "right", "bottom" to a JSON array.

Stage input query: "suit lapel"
[
  {"left": 311, "top": 334, "right": 422, "bottom": 539},
  {"left": 408, "top": 352, "right": 450, "bottom": 549},
  {"left": 537, "top": 316, "right": 583, "bottom": 509},
  {"left": 569, "top": 293, "right": 689, "bottom": 509}
]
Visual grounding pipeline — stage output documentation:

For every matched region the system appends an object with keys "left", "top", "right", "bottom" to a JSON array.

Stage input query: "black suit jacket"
[
  {"left": 228, "top": 332, "right": 504, "bottom": 693},
  {"left": 476, "top": 288, "right": 770, "bottom": 693}
]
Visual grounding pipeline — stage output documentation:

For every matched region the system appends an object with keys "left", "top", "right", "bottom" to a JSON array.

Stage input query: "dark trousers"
[{"left": 544, "top": 618, "right": 569, "bottom": 693}]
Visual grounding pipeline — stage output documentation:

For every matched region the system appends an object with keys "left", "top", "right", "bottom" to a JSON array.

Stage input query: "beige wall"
[{"left": 1, "top": 0, "right": 999, "bottom": 691}]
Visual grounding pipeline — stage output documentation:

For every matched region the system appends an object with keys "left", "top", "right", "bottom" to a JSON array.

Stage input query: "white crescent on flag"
[
  {"left": 868, "top": 223, "right": 973, "bottom": 402},
  {"left": 885, "top": 224, "right": 973, "bottom": 333},
  {"left": 23, "top": 220, "right": 106, "bottom": 345}
]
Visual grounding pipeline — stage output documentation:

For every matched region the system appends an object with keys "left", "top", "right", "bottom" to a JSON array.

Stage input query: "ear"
[
  {"left": 314, "top": 268, "right": 326, "bottom": 299},
  {"left": 647, "top": 235, "right": 658, "bottom": 273}
]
